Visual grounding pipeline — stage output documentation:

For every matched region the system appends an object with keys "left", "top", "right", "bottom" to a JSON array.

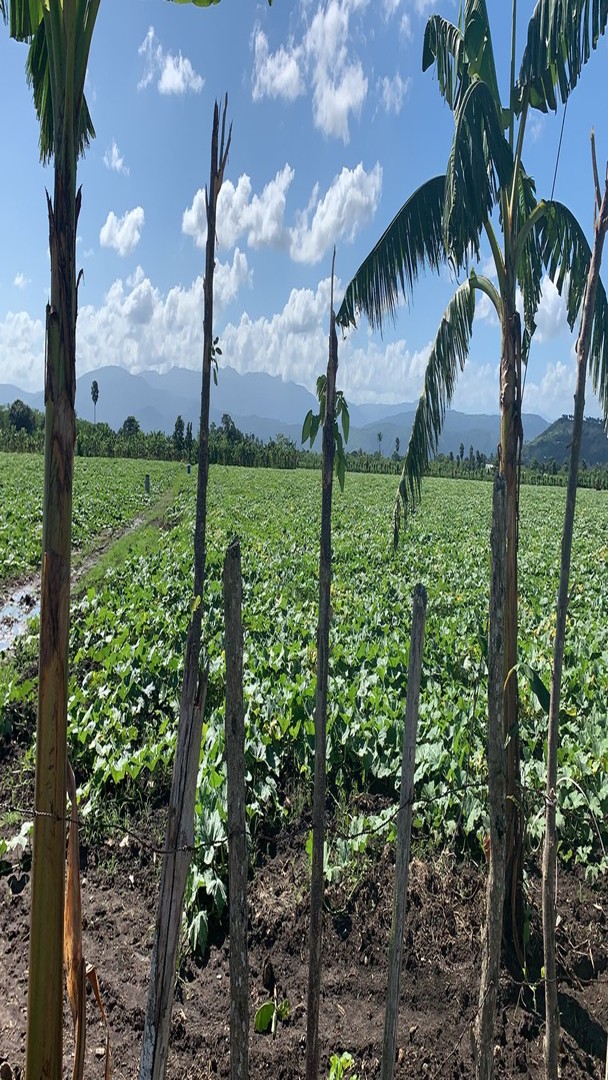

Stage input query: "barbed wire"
[
  {"left": 2, "top": 772, "right": 604, "bottom": 876},
  {"left": 0, "top": 779, "right": 493, "bottom": 871}
]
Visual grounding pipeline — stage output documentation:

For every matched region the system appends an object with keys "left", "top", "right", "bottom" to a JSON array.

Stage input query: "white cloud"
[
  {"left": 251, "top": 0, "right": 370, "bottom": 143},
  {"left": 214, "top": 249, "right": 253, "bottom": 306},
  {"left": 74, "top": 255, "right": 250, "bottom": 376},
  {"left": 475, "top": 291, "right": 500, "bottom": 327},
  {"left": 377, "top": 72, "right": 411, "bottom": 114},
  {"left": 0, "top": 310, "right": 44, "bottom": 389},
  {"left": 342, "top": 336, "right": 432, "bottom": 401},
  {"left": 524, "top": 360, "right": 576, "bottom": 416},
  {"left": 103, "top": 140, "right": 129, "bottom": 176},
  {"left": 452, "top": 359, "right": 500, "bottom": 414},
  {"left": 14, "top": 273, "right": 30, "bottom": 289},
  {"left": 290, "top": 162, "right": 382, "bottom": 263},
  {"left": 100, "top": 207, "right": 145, "bottom": 257},
  {"left": 534, "top": 275, "right": 569, "bottom": 343},
  {"left": 184, "top": 161, "right": 381, "bottom": 266},
  {"left": 138, "top": 27, "right": 203, "bottom": 96},
  {"left": 252, "top": 30, "right": 304, "bottom": 101},
  {"left": 183, "top": 165, "right": 294, "bottom": 251}
]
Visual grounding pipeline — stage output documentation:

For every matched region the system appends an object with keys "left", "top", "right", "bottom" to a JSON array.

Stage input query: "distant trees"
[
  {"left": 9, "top": 398, "right": 37, "bottom": 435},
  {"left": 173, "top": 415, "right": 185, "bottom": 459},
  {"left": 91, "top": 380, "right": 99, "bottom": 424},
  {"left": 185, "top": 422, "right": 193, "bottom": 465},
  {"left": 120, "top": 416, "right": 141, "bottom": 439}
]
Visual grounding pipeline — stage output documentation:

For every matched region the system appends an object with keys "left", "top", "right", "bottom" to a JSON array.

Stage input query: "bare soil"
[{"left": 1, "top": 731, "right": 607, "bottom": 1080}]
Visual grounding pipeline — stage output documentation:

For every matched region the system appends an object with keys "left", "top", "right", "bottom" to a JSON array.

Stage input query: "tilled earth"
[{"left": 1, "top": 747, "right": 607, "bottom": 1079}]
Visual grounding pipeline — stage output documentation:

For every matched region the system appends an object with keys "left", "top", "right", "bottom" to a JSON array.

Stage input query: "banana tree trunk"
[
  {"left": 499, "top": 301, "right": 524, "bottom": 968},
  {"left": 26, "top": 139, "right": 79, "bottom": 1080}
]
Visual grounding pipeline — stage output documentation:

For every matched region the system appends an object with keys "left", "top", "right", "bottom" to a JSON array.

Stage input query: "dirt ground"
[{"left": 1, "top": 724, "right": 607, "bottom": 1080}]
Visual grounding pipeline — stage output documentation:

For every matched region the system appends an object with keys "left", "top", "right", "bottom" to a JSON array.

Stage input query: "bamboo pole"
[
  {"left": 380, "top": 584, "right": 427, "bottom": 1080},
  {"left": 306, "top": 253, "right": 338, "bottom": 1080},
  {"left": 224, "top": 538, "right": 249, "bottom": 1080},
  {"left": 475, "top": 472, "right": 507, "bottom": 1080},
  {"left": 139, "top": 98, "right": 231, "bottom": 1080},
  {"left": 543, "top": 145, "right": 608, "bottom": 1080}
]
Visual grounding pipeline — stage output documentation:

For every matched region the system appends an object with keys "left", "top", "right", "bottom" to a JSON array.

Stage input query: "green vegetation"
[
  {"left": 2, "top": 465, "right": 607, "bottom": 953},
  {"left": 522, "top": 415, "right": 608, "bottom": 467},
  {"left": 0, "top": 454, "right": 182, "bottom": 586}
]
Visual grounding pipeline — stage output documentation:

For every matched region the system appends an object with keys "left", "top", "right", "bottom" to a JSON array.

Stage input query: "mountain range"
[
  {"left": 0, "top": 364, "right": 550, "bottom": 458},
  {"left": 522, "top": 415, "right": 608, "bottom": 466}
]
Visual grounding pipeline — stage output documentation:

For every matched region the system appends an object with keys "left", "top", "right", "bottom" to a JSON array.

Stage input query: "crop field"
[
  {"left": 0, "top": 453, "right": 182, "bottom": 586},
  {"left": 3, "top": 463, "right": 606, "bottom": 952}
]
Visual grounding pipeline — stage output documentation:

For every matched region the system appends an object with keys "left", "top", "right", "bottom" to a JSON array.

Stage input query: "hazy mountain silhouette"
[{"left": 0, "top": 364, "right": 549, "bottom": 457}]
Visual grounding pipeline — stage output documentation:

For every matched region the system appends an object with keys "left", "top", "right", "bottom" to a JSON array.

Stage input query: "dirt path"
[{"left": 0, "top": 518, "right": 145, "bottom": 654}]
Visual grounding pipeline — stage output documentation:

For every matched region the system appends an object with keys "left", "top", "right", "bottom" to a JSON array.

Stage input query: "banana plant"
[
  {"left": 337, "top": 0, "right": 608, "bottom": 966},
  {"left": 6, "top": 2, "right": 222, "bottom": 1076}
]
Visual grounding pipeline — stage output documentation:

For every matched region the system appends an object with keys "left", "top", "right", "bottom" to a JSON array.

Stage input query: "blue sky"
[{"left": 1, "top": 0, "right": 607, "bottom": 419}]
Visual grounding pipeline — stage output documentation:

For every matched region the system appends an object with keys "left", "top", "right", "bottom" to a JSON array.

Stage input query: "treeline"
[
  {"left": 428, "top": 450, "right": 608, "bottom": 489},
  {"left": 3, "top": 399, "right": 608, "bottom": 488}
]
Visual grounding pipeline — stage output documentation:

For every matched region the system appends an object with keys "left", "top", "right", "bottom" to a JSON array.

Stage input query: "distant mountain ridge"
[
  {"left": 522, "top": 415, "right": 608, "bottom": 466},
  {"left": 0, "top": 364, "right": 549, "bottom": 458}
]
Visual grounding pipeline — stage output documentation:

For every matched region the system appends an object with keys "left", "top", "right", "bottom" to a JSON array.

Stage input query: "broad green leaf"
[{"left": 254, "top": 1001, "right": 275, "bottom": 1033}]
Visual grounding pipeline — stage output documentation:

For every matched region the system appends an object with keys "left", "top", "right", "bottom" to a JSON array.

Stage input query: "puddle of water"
[{"left": 0, "top": 587, "right": 40, "bottom": 653}]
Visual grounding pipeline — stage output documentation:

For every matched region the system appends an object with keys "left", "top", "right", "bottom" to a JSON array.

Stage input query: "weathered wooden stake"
[
  {"left": 224, "top": 537, "right": 249, "bottom": 1080},
  {"left": 543, "top": 145, "right": 608, "bottom": 1080},
  {"left": 139, "top": 96, "right": 231, "bottom": 1080},
  {"left": 475, "top": 471, "right": 507, "bottom": 1080},
  {"left": 380, "top": 583, "right": 427, "bottom": 1080},
  {"left": 306, "top": 253, "right": 338, "bottom": 1080}
]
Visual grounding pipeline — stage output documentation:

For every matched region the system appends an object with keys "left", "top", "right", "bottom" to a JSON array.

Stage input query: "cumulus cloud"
[
  {"left": 100, "top": 207, "right": 145, "bottom": 256},
  {"left": 138, "top": 27, "right": 203, "bottom": 95},
  {"left": 74, "top": 255, "right": 250, "bottom": 375},
  {"left": 524, "top": 360, "right": 576, "bottom": 416},
  {"left": 290, "top": 162, "right": 382, "bottom": 263},
  {"left": 0, "top": 310, "right": 44, "bottom": 388},
  {"left": 252, "top": 31, "right": 304, "bottom": 101},
  {"left": 534, "top": 275, "right": 569, "bottom": 342},
  {"left": 183, "top": 161, "right": 381, "bottom": 265},
  {"left": 251, "top": 0, "right": 369, "bottom": 143},
  {"left": 103, "top": 140, "right": 129, "bottom": 176},
  {"left": 378, "top": 72, "right": 411, "bottom": 114},
  {"left": 183, "top": 166, "right": 294, "bottom": 251},
  {"left": 14, "top": 273, "right": 30, "bottom": 289}
]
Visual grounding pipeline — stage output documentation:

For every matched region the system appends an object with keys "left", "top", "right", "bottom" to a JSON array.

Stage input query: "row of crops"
[
  {"left": 2, "top": 460, "right": 608, "bottom": 949},
  {"left": 0, "top": 453, "right": 182, "bottom": 585}
]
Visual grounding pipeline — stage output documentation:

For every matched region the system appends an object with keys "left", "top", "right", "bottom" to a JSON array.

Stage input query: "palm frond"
[
  {"left": 444, "top": 79, "right": 513, "bottom": 269},
  {"left": 422, "top": 15, "right": 468, "bottom": 111},
  {"left": 517, "top": 0, "right": 608, "bottom": 114},
  {"left": 463, "top": 0, "right": 502, "bottom": 115},
  {"left": 537, "top": 200, "right": 608, "bottom": 415},
  {"left": 0, "top": 1, "right": 7, "bottom": 25},
  {"left": 336, "top": 175, "right": 446, "bottom": 332},
  {"left": 9, "top": 0, "right": 44, "bottom": 41},
  {"left": 393, "top": 279, "right": 476, "bottom": 545},
  {"left": 25, "top": 13, "right": 95, "bottom": 163},
  {"left": 515, "top": 167, "right": 543, "bottom": 364}
]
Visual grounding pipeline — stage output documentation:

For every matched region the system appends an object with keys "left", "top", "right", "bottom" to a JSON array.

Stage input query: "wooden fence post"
[
  {"left": 475, "top": 471, "right": 507, "bottom": 1080},
  {"left": 380, "top": 583, "right": 427, "bottom": 1080},
  {"left": 224, "top": 538, "right": 249, "bottom": 1080}
]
